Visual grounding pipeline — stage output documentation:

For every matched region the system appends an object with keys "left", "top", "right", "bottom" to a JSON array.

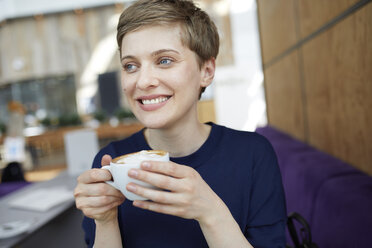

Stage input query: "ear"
[{"left": 200, "top": 58, "right": 216, "bottom": 88}]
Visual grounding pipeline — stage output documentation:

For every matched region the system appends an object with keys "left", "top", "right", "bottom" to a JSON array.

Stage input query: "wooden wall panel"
[
  {"left": 197, "top": 100, "right": 216, "bottom": 124},
  {"left": 257, "top": 0, "right": 298, "bottom": 64},
  {"left": 198, "top": 0, "right": 234, "bottom": 66},
  {"left": 303, "top": 4, "right": 372, "bottom": 174},
  {"left": 298, "top": 0, "right": 358, "bottom": 38},
  {"left": 215, "top": 13, "right": 234, "bottom": 66},
  {"left": 264, "top": 51, "right": 305, "bottom": 141}
]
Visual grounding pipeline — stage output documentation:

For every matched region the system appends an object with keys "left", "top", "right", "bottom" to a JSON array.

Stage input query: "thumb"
[{"left": 101, "top": 154, "right": 112, "bottom": 167}]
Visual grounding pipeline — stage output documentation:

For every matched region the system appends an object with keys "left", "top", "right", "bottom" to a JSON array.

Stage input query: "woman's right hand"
[{"left": 74, "top": 155, "right": 125, "bottom": 223}]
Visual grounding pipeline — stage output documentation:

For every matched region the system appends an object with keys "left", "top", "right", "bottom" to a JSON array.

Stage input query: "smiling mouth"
[{"left": 139, "top": 96, "right": 170, "bottom": 105}]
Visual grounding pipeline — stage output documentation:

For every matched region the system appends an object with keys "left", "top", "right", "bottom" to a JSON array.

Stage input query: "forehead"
[{"left": 120, "top": 24, "right": 188, "bottom": 56}]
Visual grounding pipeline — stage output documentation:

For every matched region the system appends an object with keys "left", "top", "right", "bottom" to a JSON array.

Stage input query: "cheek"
[
  {"left": 168, "top": 65, "right": 201, "bottom": 88},
  {"left": 120, "top": 71, "right": 126, "bottom": 90},
  {"left": 121, "top": 80, "right": 127, "bottom": 93},
  {"left": 121, "top": 81, "right": 135, "bottom": 105},
  {"left": 121, "top": 75, "right": 134, "bottom": 93}
]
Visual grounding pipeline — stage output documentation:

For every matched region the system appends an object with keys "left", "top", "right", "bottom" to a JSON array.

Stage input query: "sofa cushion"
[
  {"left": 283, "top": 150, "right": 360, "bottom": 223},
  {"left": 311, "top": 174, "right": 372, "bottom": 248},
  {"left": 256, "top": 126, "right": 361, "bottom": 222},
  {"left": 255, "top": 126, "right": 309, "bottom": 173},
  {"left": 256, "top": 125, "right": 372, "bottom": 246}
]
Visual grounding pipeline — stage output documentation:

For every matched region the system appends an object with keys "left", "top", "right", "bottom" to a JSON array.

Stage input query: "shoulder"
[
  {"left": 217, "top": 124, "right": 274, "bottom": 152},
  {"left": 213, "top": 124, "right": 278, "bottom": 168}
]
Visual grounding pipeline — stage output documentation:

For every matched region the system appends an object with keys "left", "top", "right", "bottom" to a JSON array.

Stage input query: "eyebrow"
[
  {"left": 121, "top": 55, "right": 135, "bottom": 63},
  {"left": 121, "top": 49, "right": 180, "bottom": 62},
  {"left": 152, "top": 49, "right": 180, "bottom": 57}
]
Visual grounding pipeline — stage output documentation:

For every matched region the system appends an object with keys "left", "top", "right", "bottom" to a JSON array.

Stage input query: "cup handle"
[{"left": 101, "top": 165, "right": 116, "bottom": 189}]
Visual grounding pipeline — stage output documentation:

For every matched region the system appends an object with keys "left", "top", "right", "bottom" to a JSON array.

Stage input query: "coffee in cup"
[{"left": 102, "top": 150, "right": 169, "bottom": 201}]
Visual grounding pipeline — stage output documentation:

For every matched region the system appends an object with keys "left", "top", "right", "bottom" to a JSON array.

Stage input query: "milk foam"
[{"left": 117, "top": 150, "right": 167, "bottom": 164}]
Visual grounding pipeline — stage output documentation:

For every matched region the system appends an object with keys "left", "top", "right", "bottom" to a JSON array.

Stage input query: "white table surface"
[{"left": 0, "top": 171, "right": 78, "bottom": 248}]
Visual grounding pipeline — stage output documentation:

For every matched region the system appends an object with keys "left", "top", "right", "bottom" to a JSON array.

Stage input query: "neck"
[{"left": 144, "top": 120, "right": 211, "bottom": 158}]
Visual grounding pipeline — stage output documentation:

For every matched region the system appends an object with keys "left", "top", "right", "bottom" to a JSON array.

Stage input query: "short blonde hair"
[{"left": 117, "top": 0, "right": 219, "bottom": 64}]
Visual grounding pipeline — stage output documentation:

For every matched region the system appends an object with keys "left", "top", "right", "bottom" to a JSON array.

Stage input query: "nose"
[{"left": 136, "top": 65, "right": 159, "bottom": 90}]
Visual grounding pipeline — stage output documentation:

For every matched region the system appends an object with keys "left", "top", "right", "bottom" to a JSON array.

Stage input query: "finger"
[
  {"left": 128, "top": 169, "right": 183, "bottom": 192},
  {"left": 83, "top": 202, "right": 122, "bottom": 218},
  {"left": 74, "top": 182, "right": 124, "bottom": 198},
  {"left": 126, "top": 182, "right": 182, "bottom": 205},
  {"left": 76, "top": 195, "right": 124, "bottom": 209},
  {"left": 133, "top": 200, "right": 189, "bottom": 218},
  {"left": 77, "top": 168, "right": 112, "bottom": 184},
  {"left": 101, "top": 154, "right": 112, "bottom": 166},
  {"left": 140, "top": 161, "right": 190, "bottom": 178}
]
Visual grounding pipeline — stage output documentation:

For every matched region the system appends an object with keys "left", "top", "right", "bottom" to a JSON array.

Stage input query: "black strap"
[{"left": 287, "top": 212, "right": 315, "bottom": 248}]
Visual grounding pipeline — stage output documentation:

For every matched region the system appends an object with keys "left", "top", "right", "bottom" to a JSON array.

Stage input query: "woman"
[{"left": 74, "top": 0, "right": 287, "bottom": 247}]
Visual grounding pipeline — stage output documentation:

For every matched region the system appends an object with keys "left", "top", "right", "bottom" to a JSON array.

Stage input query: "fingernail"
[
  {"left": 128, "top": 169, "right": 138, "bottom": 177},
  {"left": 133, "top": 201, "right": 143, "bottom": 207},
  {"left": 127, "top": 184, "right": 136, "bottom": 192},
  {"left": 142, "top": 162, "right": 151, "bottom": 169}
]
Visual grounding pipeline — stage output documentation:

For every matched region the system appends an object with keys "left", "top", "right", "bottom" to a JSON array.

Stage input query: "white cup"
[{"left": 102, "top": 150, "right": 169, "bottom": 201}]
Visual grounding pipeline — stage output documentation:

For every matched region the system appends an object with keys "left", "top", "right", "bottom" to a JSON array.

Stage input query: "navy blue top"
[{"left": 82, "top": 123, "right": 287, "bottom": 247}]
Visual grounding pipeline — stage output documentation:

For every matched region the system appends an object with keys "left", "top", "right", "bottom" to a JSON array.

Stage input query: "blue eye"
[
  {"left": 124, "top": 63, "right": 137, "bottom": 72},
  {"left": 159, "top": 58, "right": 172, "bottom": 65}
]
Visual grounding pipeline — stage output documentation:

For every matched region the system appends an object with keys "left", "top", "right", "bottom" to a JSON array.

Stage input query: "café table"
[{"left": 0, "top": 171, "right": 85, "bottom": 248}]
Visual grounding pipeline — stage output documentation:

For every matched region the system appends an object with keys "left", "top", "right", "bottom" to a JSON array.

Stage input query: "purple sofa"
[
  {"left": 256, "top": 126, "right": 372, "bottom": 248},
  {"left": 0, "top": 181, "right": 31, "bottom": 198}
]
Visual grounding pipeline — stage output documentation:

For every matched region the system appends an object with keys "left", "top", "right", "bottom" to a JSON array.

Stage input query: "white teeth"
[{"left": 142, "top": 97, "right": 168, "bottom": 105}]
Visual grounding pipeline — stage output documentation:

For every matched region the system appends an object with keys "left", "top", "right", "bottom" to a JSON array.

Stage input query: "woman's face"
[{"left": 120, "top": 24, "right": 214, "bottom": 129}]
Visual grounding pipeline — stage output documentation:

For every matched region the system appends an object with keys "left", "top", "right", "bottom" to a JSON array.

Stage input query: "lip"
[{"left": 136, "top": 94, "right": 171, "bottom": 111}]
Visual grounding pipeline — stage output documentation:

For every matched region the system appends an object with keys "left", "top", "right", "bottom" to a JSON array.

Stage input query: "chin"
[{"left": 136, "top": 115, "right": 171, "bottom": 130}]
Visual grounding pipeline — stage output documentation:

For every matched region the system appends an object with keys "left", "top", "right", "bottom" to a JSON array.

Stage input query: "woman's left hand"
[{"left": 126, "top": 161, "right": 224, "bottom": 224}]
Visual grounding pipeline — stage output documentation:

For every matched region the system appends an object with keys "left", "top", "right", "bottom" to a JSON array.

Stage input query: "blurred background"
[
  {"left": 0, "top": 0, "right": 371, "bottom": 247},
  {"left": 1, "top": 0, "right": 371, "bottom": 179},
  {"left": 0, "top": 0, "right": 267, "bottom": 179}
]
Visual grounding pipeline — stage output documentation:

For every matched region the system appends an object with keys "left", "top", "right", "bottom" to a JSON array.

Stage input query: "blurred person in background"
[
  {"left": 1, "top": 161, "right": 26, "bottom": 182},
  {"left": 74, "top": 0, "right": 286, "bottom": 247},
  {"left": 6, "top": 101, "right": 25, "bottom": 138},
  {"left": 2, "top": 101, "right": 27, "bottom": 178}
]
